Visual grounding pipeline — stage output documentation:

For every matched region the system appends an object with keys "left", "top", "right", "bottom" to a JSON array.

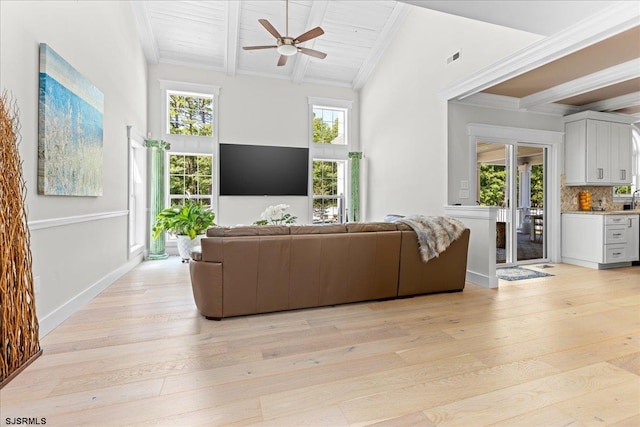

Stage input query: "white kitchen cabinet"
[
  {"left": 562, "top": 213, "right": 639, "bottom": 269},
  {"left": 610, "top": 122, "right": 632, "bottom": 185},
  {"left": 564, "top": 111, "right": 633, "bottom": 186}
]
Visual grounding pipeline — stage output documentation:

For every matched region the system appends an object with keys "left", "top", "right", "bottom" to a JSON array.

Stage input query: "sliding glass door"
[{"left": 477, "top": 141, "right": 547, "bottom": 265}]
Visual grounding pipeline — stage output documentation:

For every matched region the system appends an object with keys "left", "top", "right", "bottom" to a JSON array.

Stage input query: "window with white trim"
[
  {"left": 313, "top": 160, "right": 346, "bottom": 224},
  {"left": 167, "top": 91, "right": 214, "bottom": 137},
  {"left": 167, "top": 153, "right": 213, "bottom": 208},
  {"left": 312, "top": 106, "right": 347, "bottom": 145},
  {"left": 309, "top": 97, "right": 353, "bottom": 224}
]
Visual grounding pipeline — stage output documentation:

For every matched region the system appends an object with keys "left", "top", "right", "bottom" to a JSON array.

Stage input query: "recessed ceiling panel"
[
  {"left": 615, "top": 105, "right": 640, "bottom": 115},
  {"left": 483, "top": 26, "right": 640, "bottom": 98},
  {"left": 556, "top": 78, "right": 640, "bottom": 106}
]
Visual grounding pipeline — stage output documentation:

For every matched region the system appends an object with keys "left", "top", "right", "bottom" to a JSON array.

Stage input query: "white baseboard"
[
  {"left": 466, "top": 269, "right": 498, "bottom": 289},
  {"left": 38, "top": 253, "right": 144, "bottom": 338}
]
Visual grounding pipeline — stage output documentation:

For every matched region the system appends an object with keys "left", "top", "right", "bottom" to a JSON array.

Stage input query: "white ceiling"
[
  {"left": 400, "top": 1, "right": 616, "bottom": 36},
  {"left": 131, "top": 0, "right": 620, "bottom": 90}
]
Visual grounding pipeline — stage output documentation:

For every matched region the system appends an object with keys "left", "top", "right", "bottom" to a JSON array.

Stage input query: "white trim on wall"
[{"left": 28, "top": 211, "right": 129, "bottom": 231}]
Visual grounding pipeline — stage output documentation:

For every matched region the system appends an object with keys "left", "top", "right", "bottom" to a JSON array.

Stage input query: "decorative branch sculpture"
[{"left": 0, "top": 91, "right": 42, "bottom": 388}]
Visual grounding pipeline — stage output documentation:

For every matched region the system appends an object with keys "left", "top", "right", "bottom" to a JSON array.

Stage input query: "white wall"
[
  {"left": 448, "top": 102, "right": 564, "bottom": 205},
  {"left": 0, "top": 1, "right": 148, "bottom": 335},
  {"left": 147, "top": 63, "right": 359, "bottom": 226},
  {"left": 360, "top": 6, "right": 542, "bottom": 221}
]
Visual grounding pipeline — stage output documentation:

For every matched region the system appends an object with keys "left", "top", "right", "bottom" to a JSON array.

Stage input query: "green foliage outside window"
[
  {"left": 614, "top": 185, "right": 631, "bottom": 196},
  {"left": 313, "top": 108, "right": 343, "bottom": 144},
  {"left": 479, "top": 165, "right": 506, "bottom": 206},
  {"left": 168, "top": 94, "right": 213, "bottom": 136},
  {"left": 479, "top": 164, "right": 544, "bottom": 207},
  {"left": 530, "top": 164, "right": 544, "bottom": 207},
  {"left": 312, "top": 107, "right": 346, "bottom": 222},
  {"left": 313, "top": 161, "right": 339, "bottom": 210},
  {"left": 169, "top": 154, "right": 212, "bottom": 207}
]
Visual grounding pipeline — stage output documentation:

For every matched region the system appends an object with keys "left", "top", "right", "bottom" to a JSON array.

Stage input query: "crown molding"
[
  {"left": 452, "top": 92, "right": 579, "bottom": 117},
  {"left": 520, "top": 58, "right": 640, "bottom": 109},
  {"left": 440, "top": 1, "right": 640, "bottom": 101},
  {"left": 352, "top": 3, "right": 410, "bottom": 91}
]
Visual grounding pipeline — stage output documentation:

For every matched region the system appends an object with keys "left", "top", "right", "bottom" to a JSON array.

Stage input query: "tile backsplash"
[{"left": 560, "top": 175, "right": 622, "bottom": 211}]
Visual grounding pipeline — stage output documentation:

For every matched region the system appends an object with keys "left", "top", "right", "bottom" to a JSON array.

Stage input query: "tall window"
[
  {"left": 313, "top": 106, "right": 347, "bottom": 145},
  {"left": 167, "top": 91, "right": 214, "bottom": 136},
  {"left": 168, "top": 153, "right": 213, "bottom": 207},
  {"left": 313, "top": 160, "right": 346, "bottom": 223}
]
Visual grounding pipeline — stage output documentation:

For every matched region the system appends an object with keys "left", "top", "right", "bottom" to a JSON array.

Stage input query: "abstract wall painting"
[{"left": 38, "top": 43, "right": 104, "bottom": 196}]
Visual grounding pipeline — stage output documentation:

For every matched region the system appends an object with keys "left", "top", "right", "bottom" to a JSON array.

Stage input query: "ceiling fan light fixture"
[{"left": 277, "top": 44, "right": 298, "bottom": 56}]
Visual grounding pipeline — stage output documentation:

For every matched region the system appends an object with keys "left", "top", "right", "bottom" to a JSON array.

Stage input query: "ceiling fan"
[{"left": 242, "top": 0, "right": 327, "bottom": 67}]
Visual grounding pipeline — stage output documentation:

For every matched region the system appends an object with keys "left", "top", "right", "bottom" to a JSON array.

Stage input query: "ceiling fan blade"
[
  {"left": 277, "top": 55, "right": 288, "bottom": 67},
  {"left": 294, "top": 27, "right": 324, "bottom": 44},
  {"left": 298, "top": 47, "right": 327, "bottom": 59},
  {"left": 242, "top": 45, "right": 278, "bottom": 50},
  {"left": 259, "top": 19, "right": 282, "bottom": 40}
]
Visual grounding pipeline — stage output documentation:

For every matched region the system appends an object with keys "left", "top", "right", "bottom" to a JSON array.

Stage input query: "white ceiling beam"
[
  {"left": 440, "top": 1, "right": 640, "bottom": 101},
  {"left": 129, "top": 0, "right": 160, "bottom": 64},
  {"left": 352, "top": 3, "right": 410, "bottom": 91},
  {"left": 225, "top": 0, "right": 242, "bottom": 76},
  {"left": 519, "top": 59, "right": 640, "bottom": 109},
  {"left": 291, "top": 1, "right": 329, "bottom": 84},
  {"left": 578, "top": 91, "right": 640, "bottom": 112}
]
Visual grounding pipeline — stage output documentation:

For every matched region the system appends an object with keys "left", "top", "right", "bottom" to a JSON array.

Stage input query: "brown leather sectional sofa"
[{"left": 189, "top": 222, "right": 470, "bottom": 320}]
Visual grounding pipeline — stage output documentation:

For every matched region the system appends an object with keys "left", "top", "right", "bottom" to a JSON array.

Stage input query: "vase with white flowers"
[{"left": 254, "top": 204, "right": 297, "bottom": 225}]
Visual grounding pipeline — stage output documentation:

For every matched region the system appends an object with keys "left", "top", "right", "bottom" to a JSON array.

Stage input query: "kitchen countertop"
[{"left": 562, "top": 210, "right": 640, "bottom": 215}]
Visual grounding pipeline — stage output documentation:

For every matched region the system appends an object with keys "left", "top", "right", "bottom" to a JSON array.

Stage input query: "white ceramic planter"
[{"left": 176, "top": 234, "right": 204, "bottom": 262}]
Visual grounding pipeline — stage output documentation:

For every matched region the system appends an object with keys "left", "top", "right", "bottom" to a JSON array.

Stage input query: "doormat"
[{"left": 496, "top": 267, "right": 553, "bottom": 281}]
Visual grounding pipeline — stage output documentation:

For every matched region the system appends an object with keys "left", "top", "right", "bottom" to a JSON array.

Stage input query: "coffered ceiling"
[
  {"left": 131, "top": 0, "right": 408, "bottom": 89},
  {"left": 131, "top": 1, "right": 640, "bottom": 119},
  {"left": 481, "top": 25, "right": 640, "bottom": 118}
]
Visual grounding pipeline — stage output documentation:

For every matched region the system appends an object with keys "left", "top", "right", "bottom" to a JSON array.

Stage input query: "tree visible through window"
[
  {"left": 168, "top": 92, "right": 213, "bottom": 136},
  {"left": 168, "top": 154, "right": 213, "bottom": 207},
  {"left": 313, "top": 160, "right": 345, "bottom": 223},
  {"left": 313, "top": 106, "right": 345, "bottom": 145}
]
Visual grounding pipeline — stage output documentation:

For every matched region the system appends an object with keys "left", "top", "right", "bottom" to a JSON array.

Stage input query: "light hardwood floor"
[{"left": 1, "top": 259, "right": 639, "bottom": 426}]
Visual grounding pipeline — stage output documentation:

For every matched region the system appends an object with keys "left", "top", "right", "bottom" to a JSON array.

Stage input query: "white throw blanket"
[{"left": 394, "top": 215, "right": 465, "bottom": 262}]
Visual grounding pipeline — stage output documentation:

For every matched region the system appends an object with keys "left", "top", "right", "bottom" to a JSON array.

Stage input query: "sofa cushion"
[
  {"left": 207, "top": 225, "right": 291, "bottom": 237},
  {"left": 347, "top": 222, "right": 398, "bottom": 233},
  {"left": 289, "top": 224, "right": 347, "bottom": 234}
]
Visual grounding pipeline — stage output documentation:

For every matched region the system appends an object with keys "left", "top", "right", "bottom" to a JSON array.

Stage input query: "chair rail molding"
[{"left": 28, "top": 211, "right": 129, "bottom": 231}]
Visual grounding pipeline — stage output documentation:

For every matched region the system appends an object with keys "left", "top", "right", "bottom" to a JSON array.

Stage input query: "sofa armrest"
[
  {"left": 191, "top": 245, "right": 202, "bottom": 261},
  {"left": 189, "top": 261, "right": 223, "bottom": 319}
]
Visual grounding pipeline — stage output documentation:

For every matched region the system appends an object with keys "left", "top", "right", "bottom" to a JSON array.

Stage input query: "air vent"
[{"left": 447, "top": 50, "right": 461, "bottom": 64}]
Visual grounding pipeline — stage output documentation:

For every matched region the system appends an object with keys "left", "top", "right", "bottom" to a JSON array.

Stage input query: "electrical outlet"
[
  {"left": 459, "top": 190, "right": 470, "bottom": 199},
  {"left": 34, "top": 276, "right": 41, "bottom": 294}
]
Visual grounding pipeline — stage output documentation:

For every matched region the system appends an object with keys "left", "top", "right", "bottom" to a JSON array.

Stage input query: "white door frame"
[{"left": 468, "top": 123, "right": 564, "bottom": 263}]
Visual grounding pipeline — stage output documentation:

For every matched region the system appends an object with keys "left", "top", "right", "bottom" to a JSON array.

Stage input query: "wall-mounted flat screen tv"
[{"left": 219, "top": 143, "right": 309, "bottom": 196}]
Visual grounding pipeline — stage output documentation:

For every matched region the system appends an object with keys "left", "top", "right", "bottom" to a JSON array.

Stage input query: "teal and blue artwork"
[{"left": 38, "top": 43, "right": 104, "bottom": 196}]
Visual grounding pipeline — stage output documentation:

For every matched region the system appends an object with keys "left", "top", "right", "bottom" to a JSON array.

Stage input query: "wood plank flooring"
[{"left": 1, "top": 259, "right": 638, "bottom": 426}]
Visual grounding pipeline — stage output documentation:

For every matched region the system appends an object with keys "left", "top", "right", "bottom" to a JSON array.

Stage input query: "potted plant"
[{"left": 152, "top": 200, "right": 215, "bottom": 262}]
